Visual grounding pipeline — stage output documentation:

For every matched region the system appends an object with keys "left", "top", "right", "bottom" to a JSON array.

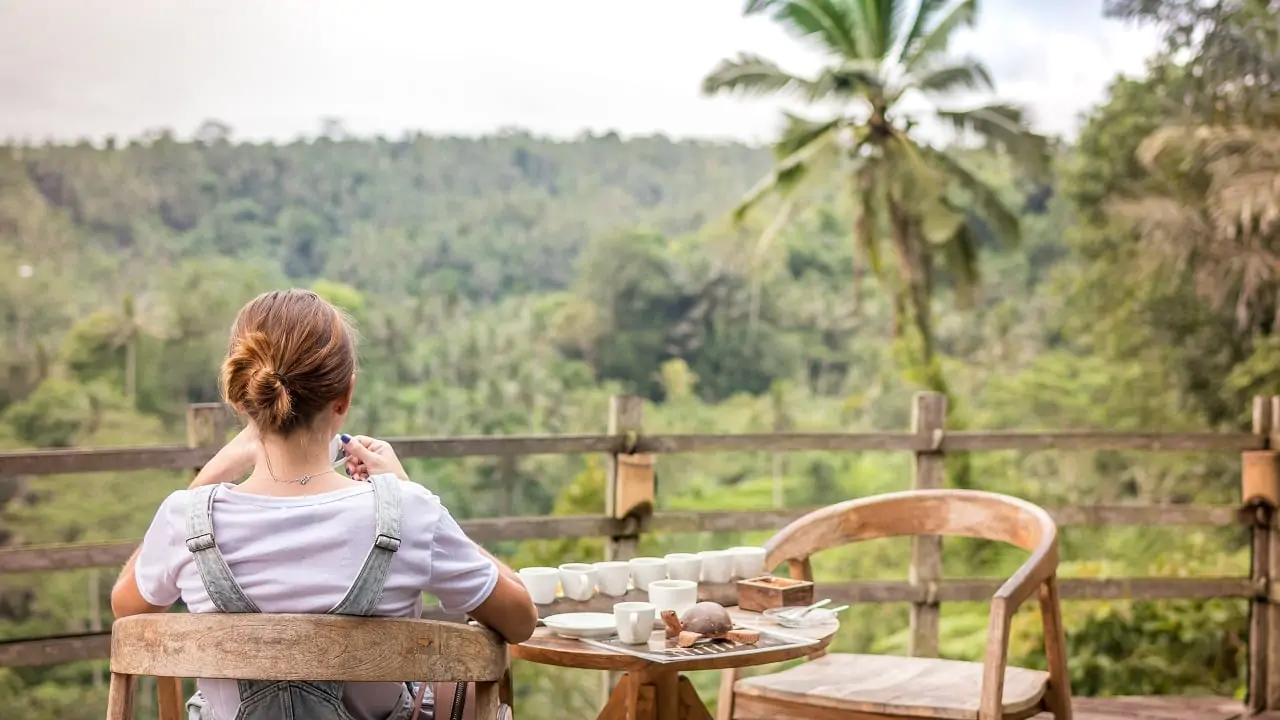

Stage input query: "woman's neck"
[{"left": 238, "top": 430, "right": 355, "bottom": 496}]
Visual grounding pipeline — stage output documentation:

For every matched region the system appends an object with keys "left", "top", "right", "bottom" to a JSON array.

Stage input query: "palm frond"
[
  {"left": 770, "top": 0, "right": 868, "bottom": 60},
  {"left": 937, "top": 103, "right": 1050, "bottom": 178},
  {"left": 732, "top": 119, "right": 844, "bottom": 222},
  {"left": 901, "top": 0, "right": 978, "bottom": 71},
  {"left": 744, "top": 0, "right": 780, "bottom": 13},
  {"left": 775, "top": 113, "right": 844, "bottom": 158},
  {"left": 808, "top": 59, "right": 888, "bottom": 99},
  {"left": 702, "top": 53, "right": 823, "bottom": 99},
  {"left": 896, "top": 0, "right": 953, "bottom": 63},
  {"left": 923, "top": 147, "right": 1022, "bottom": 243},
  {"left": 907, "top": 57, "right": 994, "bottom": 96},
  {"left": 940, "top": 217, "right": 981, "bottom": 305}
]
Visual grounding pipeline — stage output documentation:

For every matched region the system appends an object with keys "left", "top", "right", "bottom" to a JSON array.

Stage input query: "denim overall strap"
[
  {"left": 185, "top": 485, "right": 260, "bottom": 614},
  {"left": 328, "top": 474, "right": 403, "bottom": 617}
]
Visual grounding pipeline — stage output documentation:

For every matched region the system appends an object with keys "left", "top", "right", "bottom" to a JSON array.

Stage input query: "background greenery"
[{"left": 1, "top": 0, "right": 1277, "bottom": 717}]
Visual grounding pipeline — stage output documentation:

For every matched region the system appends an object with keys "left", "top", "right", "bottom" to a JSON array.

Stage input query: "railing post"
[
  {"left": 602, "top": 395, "right": 649, "bottom": 705},
  {"left": 1244, "top": 397, "right": 1274, "bottom": 712},
  {"left": 909, "top": 391, "right": 946, "bottom": 658},
  {"left": 159, "top": 403, "right": 229, "bottom": 719},
  {"left": 605, "top": 395, "right": 649, "bottom": 562},
  {"left": 186, "top": 402, "right": 230, "bottom": 473},
  {"left": 1245, "top": 396, "right": 1278, "bottom": 713}
]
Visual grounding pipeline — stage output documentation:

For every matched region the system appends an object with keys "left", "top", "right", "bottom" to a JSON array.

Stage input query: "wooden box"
[{"left": 736, "top": 576, "right": 814, "bottom": 613}]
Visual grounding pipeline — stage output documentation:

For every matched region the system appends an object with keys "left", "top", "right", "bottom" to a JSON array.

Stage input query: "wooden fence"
[{"left": 4, "top": 393, "right": 1280, "bottom": 711}]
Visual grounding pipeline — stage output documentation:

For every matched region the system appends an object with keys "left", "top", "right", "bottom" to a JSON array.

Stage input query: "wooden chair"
[
  {"left": 718, "top": 489, "right": 1072, "bottom": 720},
  {"left": 106, "top": 613, "right": 513, "bottom": 720}
]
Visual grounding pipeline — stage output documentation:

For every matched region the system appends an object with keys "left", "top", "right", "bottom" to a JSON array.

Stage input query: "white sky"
[{"left": 0, "top": 0, "right": 1160, "bottom": 144}]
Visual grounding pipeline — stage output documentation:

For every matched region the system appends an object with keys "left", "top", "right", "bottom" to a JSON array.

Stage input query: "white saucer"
[{"left": 543, "top": 612, "right": 617, "bottom": 639}]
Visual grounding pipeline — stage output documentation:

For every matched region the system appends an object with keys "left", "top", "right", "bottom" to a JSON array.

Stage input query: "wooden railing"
[{"left": 4, "top": 394, "right": 1280, "bottom": 710}]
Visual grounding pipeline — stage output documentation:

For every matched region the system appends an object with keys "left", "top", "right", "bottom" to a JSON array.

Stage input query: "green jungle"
[{"left": 2, "top": 0, "right": 1279, "bottom": 717}]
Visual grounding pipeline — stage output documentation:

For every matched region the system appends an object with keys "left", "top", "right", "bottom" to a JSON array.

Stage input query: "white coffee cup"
[
  {"left": 518, "top": 567, "right": 560, "bottom": 605},
  {"left": 698, "top": 550, "right": 734, "bottom": 584},
  {"left": 614, "top": 601, "right": 657, "bottom": 645},
  {"left": 647, "top": 579, "right": 698, "bottom": 617},
  {"left": 727, "top": 546, "right": 768, "bottom": 579},
  {"left": 558, "top": 563, "right": 598, "bottom": 601},
  {"left": 665, "top": 553, "right": 703, "bottom": 583},
  {"left": 595, "top": 561, "right": 631, "bottom": 597},
  {"left": 628, "top": 557, "right": 668, "bottom": 591}
]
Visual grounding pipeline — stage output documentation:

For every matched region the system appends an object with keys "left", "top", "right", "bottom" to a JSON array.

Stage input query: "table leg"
[
  {"left": 676, "top": 676, "right": 713, "bottom": 720},
  {"left": 596, "top": 675, "right": 632, "bottom": 720},
  {"left": 627, "top": 672, "right": 656, "bottom": 720},
  {"left": 651, "top": 669, "right": 678, "bottom": 720},
  {"left": 600, "top": 668, "right": 713, "bottom": 720}
]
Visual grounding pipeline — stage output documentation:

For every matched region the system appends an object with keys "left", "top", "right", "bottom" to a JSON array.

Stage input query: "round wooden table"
[{"left": 511, "top": 608, "right": 837, "bottom": 720}]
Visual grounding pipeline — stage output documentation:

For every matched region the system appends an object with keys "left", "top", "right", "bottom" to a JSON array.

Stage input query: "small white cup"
[
  {"left": 614, "top": 601, "right": 657, "bottom": 645},
  {"left": 595, "top": 561, "right": 631, "bottom": 597},
  {"left": 628, "top": 557, "right": 668, "bottom": 592},
  {"left": 648, "top": 579, "right": 698, "bottom": 617},
  {"left": 558, "top": 563, "right": 598, "bottom": 601},
  {"left": 665, "top": 553, "right": 703, "bottom": 583},
  {"left": 698, "top": 550, "right": 734, "bottom": 584},
  {"left": 518, "top": 567, "right": 560, "bottom": 605},
  {"left": 727, "top": 546, "right": 768, "bottom": 579}
]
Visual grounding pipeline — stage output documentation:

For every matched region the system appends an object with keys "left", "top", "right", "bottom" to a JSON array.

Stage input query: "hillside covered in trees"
[{"left": 2, "top": 0, "right": 1279, "bottom": 717}]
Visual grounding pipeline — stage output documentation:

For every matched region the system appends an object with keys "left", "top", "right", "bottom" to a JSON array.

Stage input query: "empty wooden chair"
[
  {"left": 718, "top": 489, "right": 1072, "bottom": 720},
  {"left": 106, "top": 613, "right": 513, "bottom": 720}
]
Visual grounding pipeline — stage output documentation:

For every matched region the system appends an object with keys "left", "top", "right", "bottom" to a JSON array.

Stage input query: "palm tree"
[
  {"left": 702, "top": 0, "right": 1048, "bottom": 379},
  {"left": 1110, "top": 122, "right": 1280, "bottom": 336}
]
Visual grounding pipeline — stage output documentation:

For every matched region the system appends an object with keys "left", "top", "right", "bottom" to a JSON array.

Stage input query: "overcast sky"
[{"left": 0, "top": 0, "right": 1160, "bottom": 144}]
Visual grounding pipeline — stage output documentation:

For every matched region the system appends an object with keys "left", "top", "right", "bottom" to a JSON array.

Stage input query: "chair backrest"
[
  {"left": 110, "top": 613, "right": 508, "bottom": 682},
  {"left": 765, "top": 489, "right": 1058, "bottom": 604}
]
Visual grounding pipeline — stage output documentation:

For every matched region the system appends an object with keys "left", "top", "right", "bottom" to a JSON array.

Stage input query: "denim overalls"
[{"left": 181, "top": 474, "right": 425, "bottom": 720}]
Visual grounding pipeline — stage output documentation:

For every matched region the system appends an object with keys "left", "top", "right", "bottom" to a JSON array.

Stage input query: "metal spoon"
[{"left": 783, "top": 598, "right": 831, "bottom": 619}]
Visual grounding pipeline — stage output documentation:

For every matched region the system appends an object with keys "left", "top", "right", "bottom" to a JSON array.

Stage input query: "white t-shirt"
[{"left": 134, "top": 480, "right": 499, "bottom": 720}]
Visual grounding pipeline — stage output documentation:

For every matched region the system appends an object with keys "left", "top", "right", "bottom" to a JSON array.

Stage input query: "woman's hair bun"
[
  {"left": 221, "top": 330, "right": 294, "bottom": 432},
  {"left": 220, "top": 290, "right": 357, "bottom": 435}
]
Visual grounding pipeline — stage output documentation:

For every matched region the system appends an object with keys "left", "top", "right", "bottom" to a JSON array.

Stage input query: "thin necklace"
[{"left": 262, "top": 448, "right": 338, "bottom": 486}]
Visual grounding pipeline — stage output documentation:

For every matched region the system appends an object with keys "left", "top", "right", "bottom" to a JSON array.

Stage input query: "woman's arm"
[
  {"left": 111, "top": 427, "right": 258, "bottom": 618},
  {"left": 466, "top": 548, "right": 538, "bottom": 645}
]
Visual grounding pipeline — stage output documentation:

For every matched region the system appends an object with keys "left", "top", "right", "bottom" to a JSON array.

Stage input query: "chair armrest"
[{"left": 978, "top": 540, "right": 1059, "bottom": 720}]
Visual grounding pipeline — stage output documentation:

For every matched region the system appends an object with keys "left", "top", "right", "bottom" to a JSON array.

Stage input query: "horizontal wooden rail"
[
  {"left": 0, "top": 505, "right": 1247, "bottom": 574},
  {"left": 640, "top": 431, "right": 1264, "bottom": 454},
  {"left": 0, "top": 575, "right": 1258, "bottom": 668},
  {"left": 0, "top": 431, "right": 1262, "bottom": 477}
]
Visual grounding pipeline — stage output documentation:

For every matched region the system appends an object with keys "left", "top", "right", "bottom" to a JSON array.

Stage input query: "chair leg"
[
  {"left": 1039, "top": 575, "right": 1073, "bottom": 719},
  {"left": 157, "top": 676, "right": 185, "bottom": 720},
  {"left": 106, "top": 673, "right": 136, "bottom": 720},
  {"left": 474, "top": 680, "right": 501, "bottom": 720},
  {"left": 716, "top": 668, "right": 739, "bottom": 720},
  {"left": 499, "top": 669, "right": 514, "bottom": 708}
]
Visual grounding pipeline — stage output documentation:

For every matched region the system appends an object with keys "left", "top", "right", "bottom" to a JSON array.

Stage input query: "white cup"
[
  {"left": 518, "top": 567, "right": 560, "bottom": 605},
  {"left": 727, "top": 547, "right": 768, "bottom": 579},
  {"left": 628, "top": 557, "right": 668, "bottom": 591},
  {"left": 595, "top": 561, "right": 631, "bottom": 597},
  {"left": 698, "top": 550, "right": 734, "bottom": 584},
  {"left": 558, "top": 563, "right": 598, "bottom": 601},
  {"left": 614, "top": 601, "right": 657, "bottom": 645},
  {"left": 665, "top": 553, "right": 703, "bottom": 583},
  {"left": 647, "top": 579, "right": 698, "bottom": 617}
]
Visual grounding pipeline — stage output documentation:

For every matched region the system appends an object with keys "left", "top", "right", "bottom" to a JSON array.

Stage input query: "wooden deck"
[{"left": 1032, "top": 697, "right": 1246, "bottom": 719}]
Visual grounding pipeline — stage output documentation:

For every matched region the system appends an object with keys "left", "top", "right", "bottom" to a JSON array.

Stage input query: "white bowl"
[
  {"left": 763, "top": 606, "right": 838, "bottom": 628},
  {"left": 542, "top": 612, "right": 617, "bottom": 639}
]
